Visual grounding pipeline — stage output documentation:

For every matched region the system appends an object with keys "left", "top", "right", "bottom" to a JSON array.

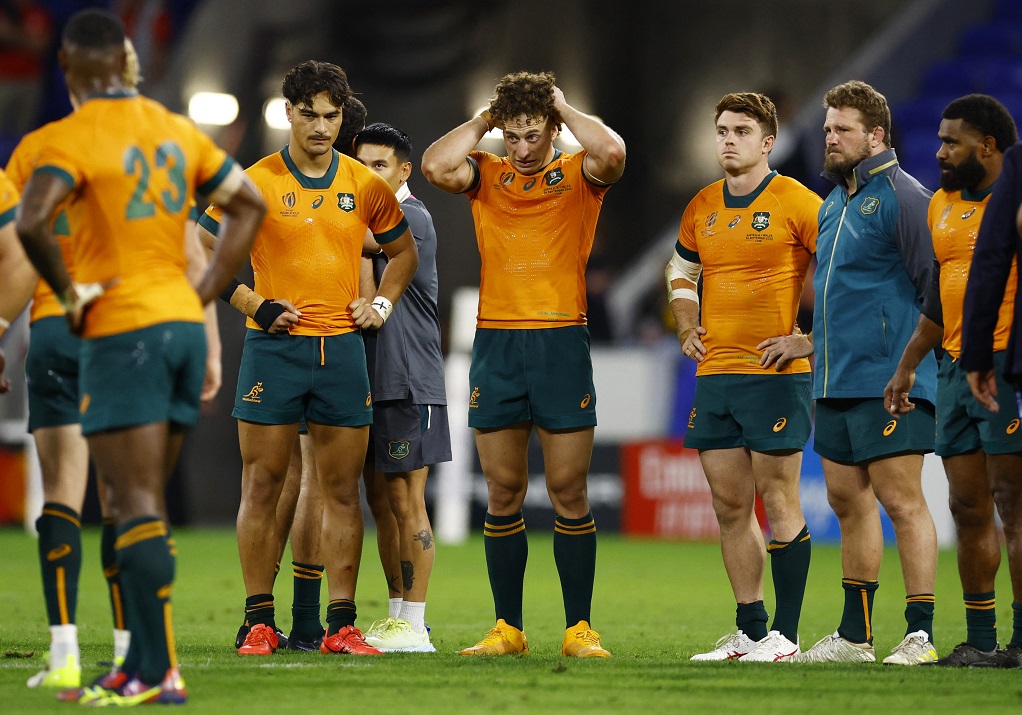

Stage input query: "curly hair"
[
  {"left": 823, "top": 80, "right": 892, "bottom": 147},
  {"left": 489, "top": 70, "right": 559, "bottom": 128},
  {"left": 943, "top": 94, "right": 1019, "bottom": 151},
  {"left": 715, "top": 92, "right": 778, "bottom": 138},
  {"left": 282, "top": 60, "right": 350, "bottom": 111},
  {"left": 334, "top": 96, "right": 367, "bottom": 157}
]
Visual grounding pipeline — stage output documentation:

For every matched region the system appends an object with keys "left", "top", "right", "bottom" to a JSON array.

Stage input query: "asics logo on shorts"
[
  {"left": 47, "top": 544, "right": 72, "bottom": 561},
  {"left": 366, "top": 392, "right": 372, "bottom": 407},
  {"left": 580, "top": 394, "right": 591, "bottom": 408},
  {"left": 773, "top": 417, "right": 787, "bottom": 432},
  {"left": 883, "top": 419, "right": 897, "bottom": 436},
  {"left": 242, "top": 382, "right": 264, "bottom": 403},
  {"left": 79, "top": 394, "right": 91, "bottom": 414},
  {"left": 1008, "top": 419, "right": 1020, "bottom": 435}
]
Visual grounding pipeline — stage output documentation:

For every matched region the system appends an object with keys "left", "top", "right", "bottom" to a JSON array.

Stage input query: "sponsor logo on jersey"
[
  {"left": 961, "top": 206, "right": 976, "bottom": 220},
  {"left": 501, "top": 172, "right": 515, "bottom": 186},
  {"left": 883, "top": 419, "right": 897, "bottom": 436},
  {"left": 706, "top": 211, "right": 718, "bottom": 228},
  {"left": 47, "top": 544, "right": 72, "bottom": 561},
  {"left": 773, "top": 417, "right": 787, "bottom": 432},
  {"left": 469, "top": 386, "right": 481, "bottom": 409},
  {"left": 79, "top": 394, "right": 90, "bottom": 414},
  {"left": 387, "top": 440, "right": 411, "bottom": 460},
  {"left": 1008, "top": 418, "right": 1020, "bottom": 435},
  {"left": 580, "top": 393, "right": 591, "bottom": 408},
  {"left": 545, "top": 168, "right": 564, "bottom": 186},
  {"left": 861, "top": 197, "right": 880, "bottom": 215},
  {"left": 242, "top": 382, "right": 264, "bottom": 403},
  {"left": 523, "top": 177, "right": 537, "bottom": 191},
  {"left": 751, "top": 211, "right": 771, "bottom": 231},
  {"left": 728, "top": 215, "right": 741, "bottom": 228},
  {"left": 312, "top": 194, "right": 324, "bottom": 209},
  {"left": 282, "top": 192, "right": 296, "bottom": 209},
  {"left": 337, "top": 193, "right": 356, "bottom": 212},
  {"left": 688, "top": 407, "right": 697, "bottom": 429}
]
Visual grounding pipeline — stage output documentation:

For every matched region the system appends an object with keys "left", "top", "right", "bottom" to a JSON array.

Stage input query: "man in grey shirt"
[{"left": 355, "top": 123, "right": 451, "bottom": 653}]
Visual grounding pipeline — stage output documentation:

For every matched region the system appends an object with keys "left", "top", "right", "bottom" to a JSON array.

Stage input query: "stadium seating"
[{"left": 894, "top": 3, "right": 1022, "bottom": 191}]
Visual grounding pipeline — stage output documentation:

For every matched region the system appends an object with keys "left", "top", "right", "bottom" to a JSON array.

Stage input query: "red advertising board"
[{"left": 620, "top": 440, "right": 719, "bottom": 539}]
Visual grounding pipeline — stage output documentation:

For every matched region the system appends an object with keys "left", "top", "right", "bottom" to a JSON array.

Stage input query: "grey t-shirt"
[{"left": 364, "top": 190, "right": 447, "bottom": 404}]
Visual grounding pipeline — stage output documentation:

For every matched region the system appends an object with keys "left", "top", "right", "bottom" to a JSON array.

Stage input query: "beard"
[
  {"left": 939, "top": 153, "right": 987, "bottom": 192},
  {"left": 823, "top": 138, "right": 871, "bottom": 175}
]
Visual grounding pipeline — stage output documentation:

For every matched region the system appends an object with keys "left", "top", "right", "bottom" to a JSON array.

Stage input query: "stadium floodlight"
[
  {"left": 263, "top": 98, "right": 290, "bottom": 131},
  {"left": 188, "top": 91, "right": 239, "bottom": 126}
]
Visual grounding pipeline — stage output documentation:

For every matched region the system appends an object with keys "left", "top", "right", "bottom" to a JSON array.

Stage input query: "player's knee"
[
  {"left": 948, "top": 489, "right": 993, "bottom": 530},
  {"left": 991, "top": 480, "right": 1022, "bottom": 530},
  {"left": 710, "top": 493, "right": 752, "bottom": 526}
]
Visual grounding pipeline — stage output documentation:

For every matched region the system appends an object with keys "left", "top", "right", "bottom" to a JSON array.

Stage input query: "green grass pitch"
[{"left": 2, "top": 527, "right": 1021, "bottom": 713}]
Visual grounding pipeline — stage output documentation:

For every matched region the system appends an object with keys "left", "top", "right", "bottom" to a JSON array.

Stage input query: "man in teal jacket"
[{"left": 769, "top": 80, "right": 940, "bottom": 666}]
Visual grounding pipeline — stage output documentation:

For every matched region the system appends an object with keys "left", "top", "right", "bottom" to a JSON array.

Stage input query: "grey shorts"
[{"left": 367, "top": 398, "right": 452, "bottom": 472}]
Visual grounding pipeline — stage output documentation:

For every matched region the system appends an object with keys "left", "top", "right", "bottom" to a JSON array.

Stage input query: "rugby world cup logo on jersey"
[
  {"left": 500, "top": 172, "right": 515, "bottom": 186},
  {"left": 337, "top": 193, "right": 356, "bottom": 212},
  {"left": 751, "top": 211, "right": 770, "bottom": 232},
  {"left": 706, "top": 211, "right": 718, "bottom": 228},
  {"left": 860, "top": 197, "right": 880, "bottom": 215},
  {"left": 283, "top": 192, "right": 296, "bottom": 208}
]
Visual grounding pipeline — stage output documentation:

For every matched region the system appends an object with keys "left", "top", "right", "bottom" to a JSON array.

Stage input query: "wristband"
[
  {"left": 253, "top": 299, "right": 287, "bottom": 332},
  {"left": 370, "top": 296, "right": 393, "bottom": 322},
  {"left": 219, "top": 277, "right": 242, "bottom": 304}
]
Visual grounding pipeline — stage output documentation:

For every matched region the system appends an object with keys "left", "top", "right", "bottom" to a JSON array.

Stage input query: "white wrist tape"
[
  {"left": 370, "top": 296, "right": 394, "bottom": 322},
  {"left": 0, "top": 316, "right": 9, "bottom": 330}
]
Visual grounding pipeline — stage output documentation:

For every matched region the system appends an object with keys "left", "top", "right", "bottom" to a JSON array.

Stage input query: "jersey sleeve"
[
  {"left": 32, "top": 140, "right": 83, "bottom": 192},
  {"left": 0, "top": 169, "right": 18, "bottom": 227},
  {"left": 364, "top": 171, "right": 408, "bottom": 245},
  {"left": 792, "top": 184, "right": 822, "bottom": 254},
  {"left": 464, "top": 150, "right": 495, "bottom": 200},
  {"left": 675, "top": 196, "right": 701, "bottom": 262},
  {"left": 198, "top": 202, "right": 224, "bottom": 236}
]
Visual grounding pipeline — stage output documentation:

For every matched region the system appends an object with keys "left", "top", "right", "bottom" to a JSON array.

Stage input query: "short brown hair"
[
  {"left": 823, "top": 80, "right": 892, "bottom": 147},
  {"left": 489, "top": 70, "right": 558, "bottom": 127},
  {"left": 715, "top": 92, "right": 778, "bottom": 138}
]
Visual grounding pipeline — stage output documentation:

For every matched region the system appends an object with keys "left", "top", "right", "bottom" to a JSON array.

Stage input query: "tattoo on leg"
[
  {"left": 401, "top": 560, "right": 414, "bottom": 592},
  {"left": 387, "top": 573, "right": 401, "bottom": 596},
  {"left": 413, "top": 529, "right": 434, "bottom": 550}
]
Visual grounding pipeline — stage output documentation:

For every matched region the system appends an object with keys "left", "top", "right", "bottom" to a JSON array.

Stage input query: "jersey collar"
[
  {"left": 722, "top": 170, "right": 777, "bottom": 209},
  {"left": 280, "top": 146, "right": 339, "bottom": 189}
]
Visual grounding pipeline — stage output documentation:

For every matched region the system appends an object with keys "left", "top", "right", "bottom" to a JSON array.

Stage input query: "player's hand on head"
[
  {"left": 349, "top": 297, "right": 384, "bottom": 330},
  {"left": 757, "top": 333, "right": 813, "bottom": 372}
]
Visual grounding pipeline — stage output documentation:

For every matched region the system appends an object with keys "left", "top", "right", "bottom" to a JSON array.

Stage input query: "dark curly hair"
[
  {"left": 943, "top": 94, "right": 1018, "bottom": 151},
  {"left": 282, "top": 60, "right": 350, "bottom": 111},
  {"left": 823, "top": 80, "right": 892, "bottom": 147},
  {"left": 489, "top": 70, "right": 559, "bottom": 128},
  {"left": 334, "top": 96, "right": 367, "bottom": 157}
]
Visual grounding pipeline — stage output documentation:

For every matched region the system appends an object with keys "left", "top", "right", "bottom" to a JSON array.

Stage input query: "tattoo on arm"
[
  {"left": 413, "top": 529, "right": 434, "bottom": 550},
  {"left": 401, "top": 561, "right": 414, "bottom": 592}
]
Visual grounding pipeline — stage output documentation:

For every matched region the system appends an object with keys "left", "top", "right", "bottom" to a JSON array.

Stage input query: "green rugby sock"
[
  {"left": 553, "top": 512, "right": 597, "bottom": 627},
  {"left": 325, "top": 599, "right": 356, "bottom": 635},
  {"left": 291, "top": 562, "right": 324, "bottom": 640},
  {"left": 1011, "top": 601, "right": 1022, "bottom": 648},
  {"left": 484, "top": 512, "right": 528, "bottom": 631},
  {"left": 244, "top": 593, "right": 275, "bottom": 630},
  {"left": 905, "top": 593, "right": 935, "bottom": 643},
  {"left": 768, "top": 524, "right": 811, "bottom": 642},
  {"left": 36, "top": 502, "right": 82, "bottom": 627},
  {"left": 116, "top": 517, "right": 176, "bottom": 685},
  {"left": 736, "top": 601, "right": 769, "bottom": 641},
  {"left": 964, "top": 591, "right": 996, "bottom": 651},
  {"left": 838, "top": 578, "right": 878, "bottom": 644}
]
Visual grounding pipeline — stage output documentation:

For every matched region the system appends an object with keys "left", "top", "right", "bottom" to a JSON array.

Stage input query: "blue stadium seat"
[
  {"left": 920, "top": 59, "right": 993, "bottom": 95},
  {"left": 898, "top": 134, "right": 940, "bottom": 192},
  {"left": 994, "top": 0, "right": 1022, "bottom": 24},
  {"left": 958, "top": 24, "right": 1022, "bottom": 60}
]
